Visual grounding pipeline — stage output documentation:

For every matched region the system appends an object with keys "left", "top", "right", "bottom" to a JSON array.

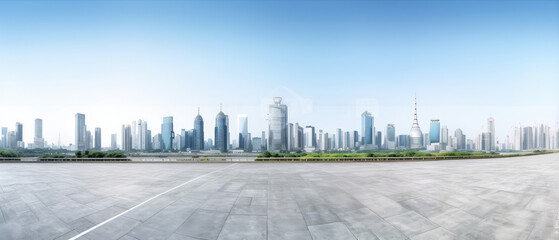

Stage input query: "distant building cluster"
[{"left": 2, "top": 96, "right": 559, "bottom": 153}]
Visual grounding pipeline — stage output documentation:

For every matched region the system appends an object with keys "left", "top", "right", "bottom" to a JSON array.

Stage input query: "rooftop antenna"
[
  {"left": 197, "top": 107, "right": 200, "bottom": 115},
  {"left": 220, "top": 103, "right": 222, "bottom": 112},
  {"left": 413, "top": 94, "right": 419, "bottom": 126}
]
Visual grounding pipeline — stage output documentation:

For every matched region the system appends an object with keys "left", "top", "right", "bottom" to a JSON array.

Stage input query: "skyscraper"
[
  {"left": 385, "top": 124, "right": 396, "bottom": 150},
  {"left": 320, "top": 132, "right": 329, "bottom": 151},
  {"left": 261, "top": 131, "right": 267, "bottom": 151},
  {"left": 455, "top": 128, "right": 465, "bottom": 151},
  {"left": 252, "top": 137, "right": 262, "bottom": 152},
  {"left": 375, "top": 131, "right": 382, "bottom": 149},
  {"left": 287, "top": 123, "right": 293, "bottom": 152},
  {"left": 487, "top": 117, "right": 495, "bottom": 151},
  {"left": 131, "top": 120, "right": 137, "bottom": 150},
  {"left": 523, "top": 127, "right": 534, "bottom": 150},
  {"left": 304, "top": 125, "right": 316, "bottom": 151},
  {"left": 194, "top": 108, "right": 205, "bottom": 151},
  {"left": 268, "top": 97, "right": 288, "bottom": 152},
  {"left": 122, "top": 124, "right": 132, "bottom": 151},
  {"left": 138, "top": 120, "right": 149, "bottom": 151},
  {"left": 34, "top": 119, "right": 42, "bottom": 139},
  {"left": 441, "top": 125, "right": 449, "bottom": 150},
  {"left": 7, "top": 131, "right": 16, "bottom": 149},
  {"left": 94, "top": 127, "right": 101, "bottom": 150},
  {"left": 161, "top": 116, "right": 174, "bottom": 151},
  {"left": 215, "top": 106, "right": 229, "bottom": 152},
  {"left": 75, "top": 113, "right": 86, "bottom": 151},
  {"left": 1, "top": 127, "right": 7, "bottom": 149},
  {"left": 34, "top": 118, "right": 44, "bottom": 149},
  {"left": 337, "top": 128, "right": 343, "bottom": 150},
  {"left": 429, "top": 120, "right": 440, "bottom": 143},
  {"left": 361, "top": 111, "right": 374, "bottom": 146},
  {"left": 237, "top": 114, "right": 248, "bottom": 150},
  {"left": 15, "top": 122, "right": 23, "bottom": 143},
  {"left": 111, "top": 133, "right": 117, "bottom": 150},
  {"left": 397, "top": 135, "right": 410, "bottom": 149},
  {"left": 293, "top": 123, "right": 302, "bottom": 150},
  {"left": 409, "top": 96, "right": 423, "bottom": 149},
  {"left": 86, "top": 130, "right": 92, "bottom": 150}
]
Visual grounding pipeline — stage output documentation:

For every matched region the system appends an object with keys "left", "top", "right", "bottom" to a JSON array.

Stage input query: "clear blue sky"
[{"left": 0, "top": 0, "right": 558, "bottom": 146}]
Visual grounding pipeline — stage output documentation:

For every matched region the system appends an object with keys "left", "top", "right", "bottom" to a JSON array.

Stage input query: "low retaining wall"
[
  {"left": 39, "top": 158, "right": 130, "bottom": 162},
  {"left": 254, "top": 154, "right": 537, "bottom": 162},
  {"left": 0, "top": 158, "right": 21, "bottom": 162}
]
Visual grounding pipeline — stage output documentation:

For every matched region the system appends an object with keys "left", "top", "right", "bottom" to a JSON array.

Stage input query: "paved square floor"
[{"left": 1, "top": 154, "right": 559, "bottom": 239}]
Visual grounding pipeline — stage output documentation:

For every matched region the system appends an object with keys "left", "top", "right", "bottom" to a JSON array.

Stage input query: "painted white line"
[{"left": 69, "top": 163, "right": 238, "bottom": 240}]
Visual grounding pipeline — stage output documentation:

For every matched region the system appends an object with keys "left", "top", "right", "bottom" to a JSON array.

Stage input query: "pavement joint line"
[{"left": 68, "top": 163, "right": 239, "bottom": 240}]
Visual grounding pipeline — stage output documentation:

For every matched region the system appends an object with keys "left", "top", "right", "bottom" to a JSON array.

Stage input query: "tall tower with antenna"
[{"left": 410, "top": 94, "right": 424, "bottom": 149}]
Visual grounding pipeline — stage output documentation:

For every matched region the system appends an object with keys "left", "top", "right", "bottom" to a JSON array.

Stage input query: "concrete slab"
[{"left": 0, "top": 154, "right": 558, "bottom": 239}]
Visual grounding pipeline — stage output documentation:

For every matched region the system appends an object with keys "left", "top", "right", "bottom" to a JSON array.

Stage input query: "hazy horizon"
[{"left": 1, "top": 0, "right": 558, "bottom": 147}]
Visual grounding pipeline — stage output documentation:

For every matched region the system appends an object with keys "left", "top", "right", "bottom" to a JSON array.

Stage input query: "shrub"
[{"left": 0, "top": 150, "right": 19, "bottom": 158}]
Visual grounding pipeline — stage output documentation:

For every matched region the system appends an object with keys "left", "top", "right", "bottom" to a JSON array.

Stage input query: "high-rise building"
[
  {"left": 523, "top": 127, "right": 534, "bottom": 150},
  {"left": 194, "top": 108, "right": 205, "bottom": 151},
  {"left": 537, "top": 124, "right": 547, "bottom": 149},
  {"left": 121, "top": 124, "right": 132, "bottom": 151},
  {"left": 409, "top": 96, "right": 423, "bottom": 149},
  {"left": 487, "top": 117, "right": 495, "bottom": 151},
  {"left": 429, "top": 120, "right": 440, "bottom": 143},
  {"left": 350, "top": 130, "right": 359, "bottom": 149},
  {"left": 252, "top": 137, "right": 262, "bottom": 152},
  {"left": 131, "top": 120, "right": 137, "bottom": 150},
  {"left": 337, "top": 128, "right": 343, "bottom": 150},
  {"left": 441, "top": 125, "right": 449, "bottom": 150},
  {"left": 287, "top": 123, "right": 293, "bottom": 152},
  {"left": 455, "top": 128, "right": 465, "bottom": 151},
  {"left": 320, "top": 132, "right": 329, "bottom": 151},
  {"left": 261, "top": 131, "right": 267, "bottom": 151},
  {"left": 111, "top": 133, "right": 117, "bottom": 150},
  {"left": 180, "top": 129, "right": 187, "bottom": 151},
  {"left": 152, "top": 133, "right": 162, "bottom": 150},
  {"left": 1, "top": 127, "right": 7, "bottom": 149},
  {"left": 34, "top": 118, "right": 44, "bottom": 149},
  {"left": 138, "top": 120, "right": 149, "bottom": 151},
  {"left": 161, "top": 116, "right": 174, "bottom": 151},
  {"left": 343, "top": 131, "right": 350, "bottom": 150},
  {"left": 304, "top": 126, "right": 316, "bottom": 151},
  {"left": 34, "top": 119, "right": 42, "bottom": 139},
  {"left": 482, "top": 132, "right": 492, "bottom": 152},
  {"left": 75, "top": 113, "right": 86, "bottom": 151},
  {"left": 215, "top": 106, "right": 229, "bottom": 152},
  {"left": 514, "top": 125, "right": 522, "bottom": 151},
  {"left": 293, "top": 123, "right": 303, "bottom": 150},
  {"left": 7, "top": 131, "right": 17, "bottom": 149},
  {"left": 397, "top": 135, "right": 410, "bottom": 149},
  {"left": 15, "top": 122, "right": 23, "bottom": 144},
  {"left": 85, "top": 130, "right": 92, "bottom": 150},
  {"left": 94, "top": 127, "right": 101, "bottom": 150},
  {"left": 237, "top": 114, "right": 248, "bottom": 150},
  {"left": 375, "top": 131, "right": 382, "bottom": 149},
  {"left": 268, "top": 97, "right": 288, "bottom": 152},
  {"left": 385, "top": 124, "right": 396, "bottom": 150},
  {"left": 361, "top": 111, "right": 374, "bottom": 146}
]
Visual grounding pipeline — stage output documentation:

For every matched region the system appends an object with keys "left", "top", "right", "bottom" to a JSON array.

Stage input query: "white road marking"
[{"left": 68, "top": 163, "right": 238, "bottom": 240}]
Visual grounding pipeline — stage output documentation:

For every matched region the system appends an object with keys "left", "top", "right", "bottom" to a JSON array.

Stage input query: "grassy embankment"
[
  {"left": 40, "top": 150, "right": 126, "bottom": 159},
  {"left": 255, "top": 150, "right": 553, "bottom": 161}
]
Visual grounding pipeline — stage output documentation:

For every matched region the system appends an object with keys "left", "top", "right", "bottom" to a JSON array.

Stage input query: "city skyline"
[
  {"left": 1, "top": 96, "right": 558, "bottom": 152},
  {"left": 0, "top": 1, "right": 558, "bottom": 146}
]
